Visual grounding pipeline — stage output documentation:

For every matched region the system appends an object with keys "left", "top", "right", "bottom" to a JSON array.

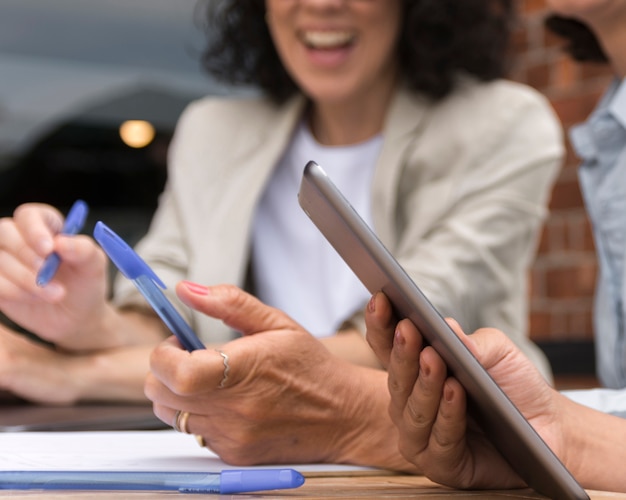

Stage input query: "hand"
[
  {"left": 0, "top": 203, "right": 113, "bottom": 351},
  {"left": 0, "top": 322, "right": 154, "bottom": 404},
  {"left": 0, "top": 322, "right": 93, "bottom": 404},
  {"left": 145, "top": 282, "right": 416, "bottom": 471},
  {"left": 365, "top": 292, "right": 565, "bottom": 489}
]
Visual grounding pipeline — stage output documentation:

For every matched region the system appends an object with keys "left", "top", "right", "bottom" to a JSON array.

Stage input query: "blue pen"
[
  {"left": 93, "top": 221, "right": 205, "bottom": 351},
  {"left": 0, "top": 469, "right": 305, "bottom": 493},
  {"left": 36, "top": 200, "right": 89, "bottom": 287}
]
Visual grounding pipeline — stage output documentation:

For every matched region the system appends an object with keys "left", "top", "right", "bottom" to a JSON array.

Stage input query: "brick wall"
[{"left": 511, "top": 1, "right": 614, "bottom": 343}]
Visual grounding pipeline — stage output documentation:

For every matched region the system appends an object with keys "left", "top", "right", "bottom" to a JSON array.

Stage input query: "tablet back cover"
[{"left": 298, "top": 161, "right": 588, "bottom": 500}]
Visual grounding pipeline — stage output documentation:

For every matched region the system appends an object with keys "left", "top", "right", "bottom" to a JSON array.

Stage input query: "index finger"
[
  {"left": 176, "top": 282, "right": 303, "bottom": 336},
  {"left": 13, "top": 203, "right": 65, "bottom": 257},
  {"left": 148, "top": 337, "right": 232, "bottom": 396},
  {"left": 364, "top": 291, "right": 397, "bottom": 369}
]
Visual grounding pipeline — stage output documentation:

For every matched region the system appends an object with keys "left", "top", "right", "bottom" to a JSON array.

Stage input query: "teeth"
[{"left": 302, "top": 31, "right": 354, "bottom": 49}]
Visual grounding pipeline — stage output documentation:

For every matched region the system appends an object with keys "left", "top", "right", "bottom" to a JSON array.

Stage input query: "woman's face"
[{"left": 265, "top": 0, "right": 402, "bottom": 106}]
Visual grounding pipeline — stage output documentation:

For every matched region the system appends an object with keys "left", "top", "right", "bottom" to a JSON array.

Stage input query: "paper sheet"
[{"left": 0, "top": 430, "right": 377, "bottom": 475}]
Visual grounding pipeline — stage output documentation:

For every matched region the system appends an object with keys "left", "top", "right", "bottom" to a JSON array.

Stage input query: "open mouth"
[{"left": 301, "top": 30, "right": 355, "bottom": 50}]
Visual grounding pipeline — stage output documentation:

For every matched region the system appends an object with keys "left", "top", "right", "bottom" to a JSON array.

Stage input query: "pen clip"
[
  {"left": 93, "top": 221, "right": 165, "bottom": 288},
  {"left": 62, "top": 200, "right": 89, "bottom": 235}
]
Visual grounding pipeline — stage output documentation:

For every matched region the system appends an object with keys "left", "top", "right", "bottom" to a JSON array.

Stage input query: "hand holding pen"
[{"left": 36, "top": 200, "right": 89, "bottom": 286}]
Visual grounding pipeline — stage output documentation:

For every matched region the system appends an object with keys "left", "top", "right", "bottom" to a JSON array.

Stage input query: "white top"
[{"left": 251, "top": 120, "right": 383, "bottom": 337}]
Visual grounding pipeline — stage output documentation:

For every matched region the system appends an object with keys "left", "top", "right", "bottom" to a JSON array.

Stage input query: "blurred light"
[{"left": 119, "top": 120, "right": 155, "bottom": 148}]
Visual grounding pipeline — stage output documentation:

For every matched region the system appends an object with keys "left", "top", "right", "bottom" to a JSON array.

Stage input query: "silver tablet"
[{"left": 298, "top": 160, "right": 588, "bottom": 500}]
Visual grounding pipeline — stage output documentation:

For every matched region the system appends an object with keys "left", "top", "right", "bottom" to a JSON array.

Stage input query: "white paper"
[{"left": 0, "top": 430, "right": 375, "bottom": 474}]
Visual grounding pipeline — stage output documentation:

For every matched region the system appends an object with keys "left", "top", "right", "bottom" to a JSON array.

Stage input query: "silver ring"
[{"left": 216, "top": 349, "right": 230, "bottom": 389}]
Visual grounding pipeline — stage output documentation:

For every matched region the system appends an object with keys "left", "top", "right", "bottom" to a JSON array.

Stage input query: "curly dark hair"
[
  {"left": 545, "top": 15, "right": 608, "bottom": 63},
  {"left": 196, "top": 0, "right": 515, "bottom": 103}
]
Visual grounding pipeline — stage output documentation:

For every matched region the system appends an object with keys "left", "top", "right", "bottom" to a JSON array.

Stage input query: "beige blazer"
[{"left": 113, "top": 79, "right": 563, "bottom": 378}]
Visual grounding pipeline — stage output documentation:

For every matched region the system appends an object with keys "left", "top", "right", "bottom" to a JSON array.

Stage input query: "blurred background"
[
  {"left": 513, "top": 0, "right": 614, "bottom": 384},
  {"left": 0, "top": 1, "right": 615, "bottom": 384},
  {"left": 0, "top": 0, "right": 227, "bottom": 241}
]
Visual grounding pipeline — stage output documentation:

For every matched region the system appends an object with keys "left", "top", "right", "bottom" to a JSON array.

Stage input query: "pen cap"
[
  {"left": 63, "top": 200, "right": 89, "bottom": 234},
  {"left": 219, "top": 469, "right": 305, "bottom": 494},
  {"left": 94, "top": 221, "right": 165, "bottom": 287}
]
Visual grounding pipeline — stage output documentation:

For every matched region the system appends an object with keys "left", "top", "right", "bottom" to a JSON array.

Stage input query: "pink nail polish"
[{"left": 182, "top": 281, "right": 209, "bottom": 295}]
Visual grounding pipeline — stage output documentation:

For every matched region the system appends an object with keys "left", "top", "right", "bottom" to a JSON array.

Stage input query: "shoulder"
[
  {"left": 402, "top": 78, "right": 564, "bottom": 163},
  {"left": 167, "top": 93, "right": 305, "bottom": 166},
  {"left": 391, "top": 79, "right": 564, "bottom": 191},
  {"left": 175, "top": 94, "right": 290, "bottom": 134},
  {"left": 432, "top": 78, "right": 561, "bottom": 133},
  {"left": 392, "top": 78, "right": 562, "bottom": 148}
]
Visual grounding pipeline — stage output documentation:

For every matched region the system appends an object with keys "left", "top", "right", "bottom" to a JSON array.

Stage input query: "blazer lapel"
[{"left": 372, "top": 84, "right": 431, "bottom": 248}]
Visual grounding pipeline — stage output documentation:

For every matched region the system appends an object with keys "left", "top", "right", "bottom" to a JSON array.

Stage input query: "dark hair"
[
  {"left": 196, "top": 0, "right": 515, "bottom": 103},
  {"left": 544, "top": 15, "right": 608, "bottom": 63}
]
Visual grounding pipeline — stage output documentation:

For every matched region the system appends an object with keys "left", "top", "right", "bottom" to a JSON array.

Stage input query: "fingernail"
[
  {"left": 182, "top": 281, "right": 209, "bottom": 295},
  {"left": 444, "top": 384, "right": 454, "bottom": 403},
  {"left": 367, "top": 294, "right": 376, "bottom": 313},
  {"left": 40, "top": 282, "right": 64, "bottom": 300},
  {"left": 38, "top": 238, "right": 53, "bottom": 256},
  {"left": 394, "top": 327, "right": 405, "bottom": 346}
]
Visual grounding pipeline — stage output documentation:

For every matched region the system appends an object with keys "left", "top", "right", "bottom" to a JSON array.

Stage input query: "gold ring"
[
  {"left": 173, "top": 410, "right": 191, "bottom": 434},
  {"left": 195, "top": 435, "right": 206, "bottom": 448}
]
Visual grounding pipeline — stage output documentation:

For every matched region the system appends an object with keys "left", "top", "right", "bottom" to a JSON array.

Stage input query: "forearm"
[
  {"left": 2, "top": 329, "right": 154, "bottom": 404},
  {"left": 70, "top": 345, "right": 156, "bottom": 403},
  {"left": 561, "top": 394, "right": 626, "bottom": 492}
]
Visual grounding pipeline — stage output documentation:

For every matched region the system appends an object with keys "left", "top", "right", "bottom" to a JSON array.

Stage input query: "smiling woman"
[
  {"left": 264, "top": 0, "right": 402, "bottom": 127},
  {"left": 0, "top": 0, "right": 564, "bottom": 475}
]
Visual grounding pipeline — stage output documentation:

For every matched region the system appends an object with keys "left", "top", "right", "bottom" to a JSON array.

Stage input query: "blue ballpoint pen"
[
  {"left": 93, "top": 220, "right": 205, "bottom": 351},
  {"left": 36, "top": 199, "right": 89, "bottom": 287},
  {"left": 0, "top": 469, "right": 305, "bottom": 493}
]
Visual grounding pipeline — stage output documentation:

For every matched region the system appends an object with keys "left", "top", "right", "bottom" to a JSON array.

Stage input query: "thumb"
[
  {"left": 176, "top": 281, "right": 304, "bottom": 335},
  {"left": 445, "top": 318, "right": 516, "bottom": 373}
]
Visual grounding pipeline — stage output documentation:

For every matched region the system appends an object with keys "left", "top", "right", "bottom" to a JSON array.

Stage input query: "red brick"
[
  {"left": 529, "top": 310, "right": 551, "bottom": 339},
  {"left": 548, "top": 178, "right": 584, "bottom": 210},
  {"left": 545, "top": 264, "right": 596, "bottom": 299},
  {"left": 526, "top": 61, "right": 552, "bottom": 89},
  {"left": 567, "top": 309, "right": 594, "bottom": 339},
  {"left": 515, "top": 3, "right": 606, "bottom": 346}
]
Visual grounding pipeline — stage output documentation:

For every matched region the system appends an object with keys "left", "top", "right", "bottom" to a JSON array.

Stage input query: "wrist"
[
  {"left": 327, "top": 364, "right": 418, "bottom": 472},
  {"left": 71, "top": 346, "right": 153, "bottom": 403},
  {"left": 81, "top": 306, "right": 166, "bottom": 351}
]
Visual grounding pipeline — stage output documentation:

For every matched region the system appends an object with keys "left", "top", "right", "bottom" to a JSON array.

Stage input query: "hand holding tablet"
[{"left": 298, "top": 160, "right": 588, "bottom": 500}]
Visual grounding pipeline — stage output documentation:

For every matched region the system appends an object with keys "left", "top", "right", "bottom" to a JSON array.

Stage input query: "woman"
[
  {"left": 0, "top": 0, "right": 561, "bottom": 470},
  {"left": 120, "top": 0, "right": 560, "bottom": 371},
  {"left": 366, "top": 0, "right": 626, "bottom": 487}
]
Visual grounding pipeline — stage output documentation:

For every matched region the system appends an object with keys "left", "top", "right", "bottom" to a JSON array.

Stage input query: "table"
[{"left": 0, "top": 474, "right": 622, "bottom": 499}]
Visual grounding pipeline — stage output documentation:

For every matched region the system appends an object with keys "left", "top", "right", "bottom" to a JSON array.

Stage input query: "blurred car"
[{"left": 0, "top": 0, "right": 226, "bottom": 222}]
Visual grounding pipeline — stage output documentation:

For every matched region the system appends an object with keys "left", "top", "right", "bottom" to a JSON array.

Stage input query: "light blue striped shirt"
[{"left": 564, "top": 78, "right": 626, "bottom": 415}]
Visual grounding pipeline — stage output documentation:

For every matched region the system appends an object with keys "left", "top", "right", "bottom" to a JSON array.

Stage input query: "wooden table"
[{"left": 0, "top": 473, "right": 622, "bottom": 499}]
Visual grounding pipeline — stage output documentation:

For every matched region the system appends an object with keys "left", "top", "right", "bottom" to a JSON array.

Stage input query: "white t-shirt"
[{"left": 251, "top": 120, "right": 383, "bottom": 337}]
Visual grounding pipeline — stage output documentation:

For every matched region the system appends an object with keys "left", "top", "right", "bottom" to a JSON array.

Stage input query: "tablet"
[
  {"left": 298, "top": 161, "right": 588, "bottom": 500},
  {"left": 0, "top": 402, "right": 166, "bottom": 432}
]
